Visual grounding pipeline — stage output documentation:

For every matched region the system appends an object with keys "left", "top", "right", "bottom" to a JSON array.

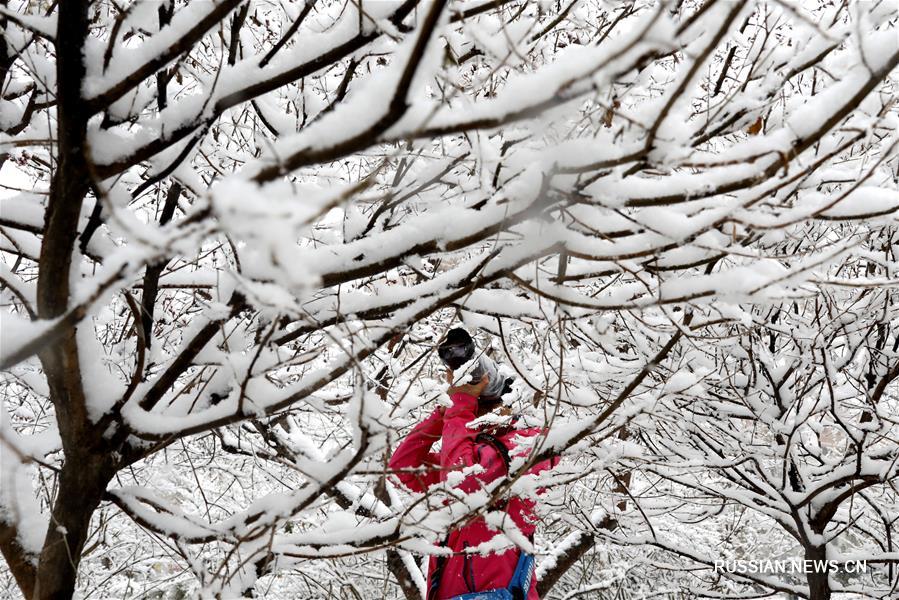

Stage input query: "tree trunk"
[
  {"left": 537, "top": 516, "right": 618, "bottom": 597},
  {"left": 36, "top": 0, "right": 89, "bottom": 321},
  {"left": 30, "top": 3, "right": 104, "bottom": 597},
  {"left": 32, "top": 458, "right": 113, "bottom": 600},
  {"left": 804, "top": 545, "right": 831, "bottom": 600},
  {"left": 0, "top": 522, "right": 36, "bottom": 599}
]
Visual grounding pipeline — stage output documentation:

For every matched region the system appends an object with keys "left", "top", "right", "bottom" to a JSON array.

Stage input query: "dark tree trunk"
[
  {"left": 32, "top": 459, "right": 114, "bottom": 600},
  {"left": 30, "top": 2, "right": 115, "bottom": 599},
  {"left": 804, "top": 545, "right": 831, "bottom": 600},
  {"left": 36, "top": 0, "right": 90, "bottom": 321},
  {"left": 0, "top": 523, "right": 36, "bottom": 599},
  {"left": 537, "top": 516, "right": 618, "bottom": 597}
]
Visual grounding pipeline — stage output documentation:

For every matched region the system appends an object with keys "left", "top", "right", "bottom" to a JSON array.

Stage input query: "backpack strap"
[
  {"left": 427, "top": 533, "right": 452, "bottom": 600},
  {"left": 431, "top": 432, "right": 517, "bottom": 599},
  {"left": 507, "top": 552, "right": 536, "bottom": 600},
  {"left": 474, "top": 431, "right": 511, "bottom": 472},
  {"left": 477, "top": 427, "right": 536, "bottom": 600},
  {"left": 475, "top": 415, "right": 523, "bottom": 475}
]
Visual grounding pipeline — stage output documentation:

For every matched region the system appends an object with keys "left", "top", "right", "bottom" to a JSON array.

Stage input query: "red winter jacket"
[{"left": 389, "top": 391, "right": 556, "bottom": 600}]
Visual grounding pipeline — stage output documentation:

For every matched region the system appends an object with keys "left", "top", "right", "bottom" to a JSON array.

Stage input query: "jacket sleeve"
[
  {"left": 388, "top": 408, "right": 444, "bottom": 493},
  {"left": 440, "top": 392, "right": 505, "bottom": 494}
]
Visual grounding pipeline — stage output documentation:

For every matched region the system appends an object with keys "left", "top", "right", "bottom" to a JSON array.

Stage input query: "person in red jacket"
[{"left": 388, "top": 329, "right": 556, "bottom": 600}]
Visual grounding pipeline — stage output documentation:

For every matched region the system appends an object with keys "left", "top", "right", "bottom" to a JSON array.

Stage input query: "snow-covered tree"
[
  {"left": 619, "top": 283, "right": 899, "bottom": 599},
  {"left": 1, "top": 0, "right": 896, "bottom": 598}
]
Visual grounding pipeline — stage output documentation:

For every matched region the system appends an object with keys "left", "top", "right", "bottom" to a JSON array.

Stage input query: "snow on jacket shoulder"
[{"left": 389, "top": 392, "right": 557, "bottom": 600}]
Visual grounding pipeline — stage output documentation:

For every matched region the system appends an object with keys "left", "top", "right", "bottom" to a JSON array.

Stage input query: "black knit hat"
[
  {"left": 438, "top": 328, "right": 475, "bottom": 370},
  {"left": 438, "top": 328, "right": 515, "bottom": 401}
]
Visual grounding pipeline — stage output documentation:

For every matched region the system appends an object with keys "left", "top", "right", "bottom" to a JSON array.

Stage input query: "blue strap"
[{"left": 507, "top": 552, "right": 535, "bottom": 599}]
